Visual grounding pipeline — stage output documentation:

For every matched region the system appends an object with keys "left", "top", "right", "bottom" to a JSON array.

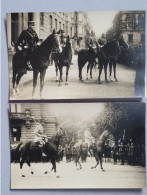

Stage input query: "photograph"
[
  {"left": 10, "top": 102, "right": 146, "bottom": 189},
  {"left": 7, "top": 10, "right": 145, "bottom": 100}
]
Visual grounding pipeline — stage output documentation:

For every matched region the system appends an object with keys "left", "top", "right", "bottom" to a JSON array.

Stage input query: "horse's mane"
[{"left": 38, "top": 33, "right": 53, "bottom": 56}]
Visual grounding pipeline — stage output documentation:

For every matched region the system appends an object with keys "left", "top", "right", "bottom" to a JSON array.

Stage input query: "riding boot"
[{"left": 41, "top": 147, "right": 47, "bottom": 157}]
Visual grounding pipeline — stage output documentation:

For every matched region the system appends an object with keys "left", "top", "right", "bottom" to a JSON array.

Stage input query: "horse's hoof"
[
  {"left": 101, "top": 168, "right": 105, "bottom": 172},
  {"left": 56, "top": 80, "right": 58, "bottom": 82},
  {"left": 65, "top": 82, "right": 68, "bottom": 85},
  {"left": 56, "top": 175, "right": 60, "bottom": 178},
  {"left": 22, "top": 174, "right": 26, "bottom": 177},
  {"left": 98, "top": 80, "right": 101, "bottom": 84},
  {"left": 115, "top": 79, "right": 118, "bottom": 82},
  {"left": 81, "top": 79, "right": 84, "bottom": 82},
  {"left": 106, "top": 80, "right": 109, "bottom": 84},
  {"left": 31, "top": 171, "right": 34, "bottom": 174},
  {"left": 91, "top": 166, "right": 94, "bottom": 169},
  {"left": 44, "top": 171, "right": 48, "bottom": 174},
  {"left": 87, "top": 78, "right": 89, "bottom": 80}
]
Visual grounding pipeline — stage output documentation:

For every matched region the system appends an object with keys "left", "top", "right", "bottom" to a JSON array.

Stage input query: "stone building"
[
  {"left": 10, "top": 104, "right": 57, "bottom": 143},
  {"left": 7, "top": 11, "right": 94, "bottom": 55},
  {"left": 106, "top": 11, "right": 145, "bottom": 47}
]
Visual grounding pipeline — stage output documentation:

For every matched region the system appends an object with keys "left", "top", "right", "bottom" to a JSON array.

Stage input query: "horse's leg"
[
  {"left": 51, "top": 157, "right": 60, "bottom": 178},
  {"left": 104, "top": 63, "right": 108, "bottom": 83},
  {"left": 109, "top": 60, "right": 113, "bottom": 81},
  {"left": 26, "top": 156, "right": 34, "bottom": 175},
  {"left": 16, "top": 72, "right": 24, "bottom": 94},
  {"left": 91, "top": 155, "right": 99, "bottom": 169},
  {"left": 90, "top": 62, "right": 94, "bottom": 79},
  {"left": 98, "top": 64, "right": 103, "bottom": 84},
  {"left": 65, "top": 66, "right": 69, "bottom": 85},
  {"left": 32, "top": 69, "right": 39, "bottom": 99},
  {"left": 113, "top": 60, "right": 118, "bottom": 81},
  {"left": 40, "top": 69, "right": 46, "bottom": 99},
  {"left": 58, "top": 66, "right": 63, "bottom": 86},
  {"left": 55, "top": 61, "right": 59, "bottom": 82},
  {"left": 100, "top": 157, "right": 105, "bottom": 171},
  {"left": 20, "top": 155, "right": 26, "bottom": 177},
  {"left": 87, "top": 63, "right": 90, "bottom": 80}
]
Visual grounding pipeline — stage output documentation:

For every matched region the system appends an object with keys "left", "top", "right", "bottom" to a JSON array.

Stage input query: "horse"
[
  {"left": 91, "top": 130, "right": 109, "bottom": 171},
  {"left": 12, "top": 29, "right": 62, "bottom": 99},
  {"left": 14, "top": 127, "right": 66, "bottom": 177},
  {"left": 78, "top": 45, "right": 98, "bottom": 81},
  {"left": 52, "top": 36, "right": 72, "bottom": 85},
  {"left": 97, "top": 37, "right": 129, "bottom": 84},
  {"left": 72, "top": 140, "right": 88, "bottom": 170}
]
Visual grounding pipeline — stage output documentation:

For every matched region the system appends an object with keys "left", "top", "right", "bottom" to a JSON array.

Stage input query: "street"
[
  {"left": 9, "top": 56, "right": 136, "bottom": 100},
  {"left": 11, "top": 157, "right": 146, "bottom": 189}
]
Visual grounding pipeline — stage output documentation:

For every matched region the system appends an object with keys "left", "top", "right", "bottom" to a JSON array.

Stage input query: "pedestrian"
[
  {"left": 34, "top": 120, "right": 47, "bottom": 156},
  {"left": 15, "top": 21, "right": 40, "bottom": 73}
]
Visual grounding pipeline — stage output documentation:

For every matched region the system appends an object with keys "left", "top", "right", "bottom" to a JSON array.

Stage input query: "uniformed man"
[
  {"left": 98, "top": 33, "right": 107, "bottom": 46},
  {"left": 15, "top": 21, "right": 40, "bottom": 73},
  {"left": 34, "top": 120, "right": 47, "bottom": 156},
  {"left": 84, "top": 129, "right": 95, "bottom": 149}
]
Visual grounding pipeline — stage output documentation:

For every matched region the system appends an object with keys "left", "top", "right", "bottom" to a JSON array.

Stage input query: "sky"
[
  {"left": 52, "top": 103, "right": 104, "bottom": 121},
  {"left": 87, "top": 11, "right": 118, "bottom": 37}
]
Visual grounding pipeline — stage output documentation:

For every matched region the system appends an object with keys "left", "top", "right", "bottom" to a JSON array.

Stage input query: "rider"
[
  {"left": 34, "top": 120, "right": 47, "bottom": 156},
  {"left": 84, "top": 129, "right": 94, "bottom": 150},
  {"left": 98, "top": 33, "right": 107, "bottom": 46},
  {"left": 15, "top": 21, "right": 40, "bottom": 73}
]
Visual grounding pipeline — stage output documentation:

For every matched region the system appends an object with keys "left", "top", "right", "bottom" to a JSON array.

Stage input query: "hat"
[{"left": 28, "top": 21, "right": 35, "bottom": 26}]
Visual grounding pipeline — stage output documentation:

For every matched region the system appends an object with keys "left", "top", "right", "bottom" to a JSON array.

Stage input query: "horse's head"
[
  {"left": 118, "top": 36, "right": 129, "bottom": 51},
  {"left": 57, "top": 127, "right": 67, "bottom": 139},
  {"left": 51, "top": 29, "right": 62, "bottom": 53}
]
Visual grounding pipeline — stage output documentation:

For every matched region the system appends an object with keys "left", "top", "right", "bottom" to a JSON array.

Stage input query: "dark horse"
[
  {"left": 91, "top": 130, "right": 109, "bottom": 171},
  {"left": 78, "top": 45, "right": 98, "bottom": 81},
  {"left": 52, "top": 36, "right": 72, "bottom": 85},
  {"left": 97, "top": 37, "right": 129, "bottom": 84},
  {"left": 14, "top": 128, "right": 65, "bottom": 177},
  {"left": 12, "top": 30, "right": 62, "bottom": 98}
]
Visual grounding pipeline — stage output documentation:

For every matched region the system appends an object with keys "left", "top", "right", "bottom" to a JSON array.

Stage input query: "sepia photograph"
[
  {"left": 10, "top": 102, "right": 146, "bottom": 189},
  {"left": 7, "top": 11, "right": 145, "bottom": 100}
]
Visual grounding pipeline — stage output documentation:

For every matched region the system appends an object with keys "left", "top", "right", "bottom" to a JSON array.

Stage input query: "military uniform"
[{"left": 15, "top": 21, "right": 39, "bottom": 73}]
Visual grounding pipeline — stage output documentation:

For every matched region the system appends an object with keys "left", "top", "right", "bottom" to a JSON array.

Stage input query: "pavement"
[
  {"left": 9, "top": 55, "right": 137, "bottom": 100},
  {"left": 11, "top": 157, "right": 146, "bottom": 189}
]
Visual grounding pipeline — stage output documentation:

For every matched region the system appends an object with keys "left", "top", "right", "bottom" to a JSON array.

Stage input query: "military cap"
[{"left": 28, "top": 21, "right": 35, "bottom": 26}]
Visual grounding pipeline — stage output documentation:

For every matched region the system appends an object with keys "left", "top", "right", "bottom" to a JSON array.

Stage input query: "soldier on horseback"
[
  {"left": 15, "top": 21, "right": 40, "bottom": 73},
  {"left": 84, "top": 129, "right": 95, "bottom": 151},
  {"left": 34, "top": 120, "right": 47, "bottom": 156},
  {"left": 98, "top": 33, "right": 107, "bottom": 46}
]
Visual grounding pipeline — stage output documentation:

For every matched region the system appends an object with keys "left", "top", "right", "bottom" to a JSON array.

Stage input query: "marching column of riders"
[{"left": 11, "top": 127, "right": 145, "bottom": 167}]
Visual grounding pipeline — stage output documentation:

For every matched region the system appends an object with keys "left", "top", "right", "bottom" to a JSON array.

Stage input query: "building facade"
[
  {"left": 10, "top": 104, "right": 57, "bottom": 143},
  {"left": 106, "top": 11, "right": 145, "bottom": 47},
  {"left": 7, "top": 11, "right": 95, "bottom": 53}
]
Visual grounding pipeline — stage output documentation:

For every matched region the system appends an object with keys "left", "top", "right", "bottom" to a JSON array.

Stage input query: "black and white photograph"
[
  {"left": 10, "top": 102, "right": 146, "bottom": 189},
  {"left": 7, "top": 11, "right": 145, "bottom": 100}
]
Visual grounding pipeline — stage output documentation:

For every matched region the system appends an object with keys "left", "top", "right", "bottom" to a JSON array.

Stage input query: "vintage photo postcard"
[
  {"left": 7, "top": 11, "right": 145, "bottom": 100},
  {"left": 10, "top": 102, "right": 146, "bottom": 189}
]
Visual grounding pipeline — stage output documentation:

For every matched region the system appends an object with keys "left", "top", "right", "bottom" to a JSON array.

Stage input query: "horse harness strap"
[{"left": 48, "top": 140, "right": 57, "bottom": 151}]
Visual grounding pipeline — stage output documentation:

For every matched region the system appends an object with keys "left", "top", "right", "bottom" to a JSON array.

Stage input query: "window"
[
  {"left": 55, "top": 19, "right": 57, "bottom": 31},
  {"left": 79, "top": 26, "right": 83, "bottom": 34},
  {"left": 12, "top": 126, "right": 21, "bottom": 141},
  {"left": 49, "top": 15, "right": 53, "bottom": 33},
  {"left": 79, "top": 13, "right": 83, "bottom": 21},
  {"left": 10, "top": 104, "right": 21, "bottom": 113},
  {"left": 40, "top": 12, "right": 44, "bottom": 27},
  {"left": 59, "top": 21, "right": 61, "bottom": 30},
  {"left": 128, "top": 34, "right": 133, "bottom": 43},
  {"left": 141, "top": 34, "right": 145, "bottom": 43},
  {"left": 28, "top": 13, "right": 33, "bottom": 21}
]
